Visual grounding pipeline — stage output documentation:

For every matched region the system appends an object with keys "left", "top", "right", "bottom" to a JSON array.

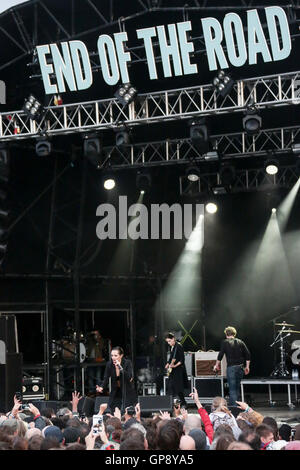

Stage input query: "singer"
[{"left": 96, "top": 346, "right": 137, "bottom": 413}]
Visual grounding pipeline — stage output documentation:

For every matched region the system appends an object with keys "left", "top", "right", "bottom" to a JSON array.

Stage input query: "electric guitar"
[{"left": 166, "top": 360, "right": 176, "bottom": 377}]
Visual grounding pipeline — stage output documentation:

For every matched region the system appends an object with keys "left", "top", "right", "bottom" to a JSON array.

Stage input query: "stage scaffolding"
[{"left": 1, "top": 71, "right": 300, "bottom": 141}]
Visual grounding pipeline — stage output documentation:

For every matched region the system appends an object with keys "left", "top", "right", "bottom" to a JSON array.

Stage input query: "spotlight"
[
  {"left": 115, "top": 128, "right": 130, "bottom": 147},
  {"left": 189, "top": 119, "right": 209, "bottom": 154},
  {"left": 212, "top": 70, "right": 234, "bottom": 97},
  {"left": 35, "top": 139, "right": 52, "bottom": 157},
  {"left": 136, "top": 170, "right": 151, "bottom": 194},
  {"left": 205, "top": 202, "right": 218, "bottom": 214},
  {"left": 291, "top": 143, "right": 300, "bottom": 155},
  {"left": 114, "top": 83, "right": 137, "bottom": 106},
  {"left": 243, "top": 108, "right": 262, "bottom": 135},
  {"left": 186, "top": 166, "right": 200, "bottom": 182},
  {"left": 266, "top": 191, "right": 281, "bottom": 211},
  {"left": 272, "top": 208, "right": 277, "bottom": 213},
  {"left": 265, "top": 159, "right": 279, "bottom": 175},
  {"left": 212, "top": 185, "right": 227, "bottom": 195},
  {"left": 102, "top": 171, "right": 116, "bottom": 191},
  {"left": 83, "top": 134, "right": 102, "bottom": 167},
  {"left": 23, "top": 94, "right": 43, "bottom": 121},
  {"left": 204, "top": 150, "right": 219, "bottom": 161}
]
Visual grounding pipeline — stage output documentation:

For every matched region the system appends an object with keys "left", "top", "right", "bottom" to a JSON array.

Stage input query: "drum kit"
[
  {"left": 270, "top": 321, "right": 300, "bottom": 377},
  {"left": 52, "top": 332, "right": 87, "bottom": 363},
  {"left": 51, "top": 329, "right": 110, "bottom": 364}
]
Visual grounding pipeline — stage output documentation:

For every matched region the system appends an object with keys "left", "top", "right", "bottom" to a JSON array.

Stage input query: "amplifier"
[
  {"left": 194, "top": 352, "right": 227, "bottom": 377},
  {"left": 194, "top": 376, "right": 224, "bottom": 403},
  {"left": 163, "top": 375, "right": 193, "bottom": 403},
  {"left": 22, "top": 377, "right": 45, "bottom": 400}
]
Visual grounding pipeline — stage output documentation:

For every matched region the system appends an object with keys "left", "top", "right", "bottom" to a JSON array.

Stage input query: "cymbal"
[
  {"left": 275, "top": 323, "right": 295, "bottom": 327},
  {"left": 282, "top": 330, "right": 300, "bottom": 334}
]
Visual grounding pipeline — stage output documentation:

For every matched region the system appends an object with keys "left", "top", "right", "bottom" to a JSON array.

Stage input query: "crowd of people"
[{"left": 0, "top": 388, "right": 299, "bottom": 451}]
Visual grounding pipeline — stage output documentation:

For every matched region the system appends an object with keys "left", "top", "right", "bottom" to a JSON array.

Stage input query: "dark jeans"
[{"left": 226, "top": 364, "right": 244, "bottom": 406}]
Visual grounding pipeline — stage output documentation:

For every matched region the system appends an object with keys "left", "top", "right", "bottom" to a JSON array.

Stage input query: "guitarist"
[{"left": 165, "top": 332, "right": 188, "bottom": 407}]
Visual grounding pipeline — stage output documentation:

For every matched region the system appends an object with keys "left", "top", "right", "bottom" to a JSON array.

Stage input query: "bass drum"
[{"left": 61, "top": 340, "right": 86, "bottom": 363}]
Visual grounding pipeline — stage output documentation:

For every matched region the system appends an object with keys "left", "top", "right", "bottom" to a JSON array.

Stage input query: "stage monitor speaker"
[
  {"left": 78, "top": 396, "right": 95, "bottom": 417},
  {"left": 194, "top": 377, "right": 224, "bottom": 401},
  {"left": 138, "top": 395, "right": 173, "bottom": 416},
  {"left": 0, "top": 353, "right": 22, "bottom": 411},
  {"left": 94, "top": 396, "right": 110, "bottom": 414}
]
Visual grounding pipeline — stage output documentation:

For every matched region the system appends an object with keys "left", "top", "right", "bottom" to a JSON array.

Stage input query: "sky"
[{"left": 0, "top": 0, "right": 29, "bottom": 14}]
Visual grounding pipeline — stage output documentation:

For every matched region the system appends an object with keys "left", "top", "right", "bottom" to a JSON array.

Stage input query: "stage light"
[
  {"left": 189, "top": 119, "right": 209, "bottom": 154},
  {"left": 272, "top": 208, "right": 277, "bottom": 213},
  {"left": 83, "top": 134, "right": 102, "bottom": 167},
  {"left": 103, "top": 176, "right": 116, "bottom": 191},
  {"left": 212, "top": 185, "right": 226, "bottom": 195},
  {"left": 265, "top": 159, "right": 279, "bottom": 175},
  {"left": 205, "top": 202, "right": 218, "bottom": 214},
  {"left": 23, "top": 94, "right": 43, "bottom": 121},
  {"left": 204, "top": 150, "right": 219, "bottom": 161},
  {"left": 116, "top": 128, "right": 130, "bottom": 147},
  {"left": 292, "top": 143, "right": 300, "bottom": 155},
  {"left": 243, "top": 108, "right": 262, "bottom": 135},
  {"left": 136, "top": 170, "right": 151, "bottom": 194},
  {"left": 186, "top": 165, "right": 200, "bottom": 182},
  {"left": 212, "top": 70, "right": 234, "bottom": 97},
  {"left": 115, "top": 83, "right": 137, "bottom": 106},
  {"left": 35, "top": 139, "right": 52, "bottom": 157}
]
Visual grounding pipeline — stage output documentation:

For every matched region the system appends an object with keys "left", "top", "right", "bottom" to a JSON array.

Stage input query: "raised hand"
[{"left": 71, "top": 391, "right": 82, "bottom": 411}]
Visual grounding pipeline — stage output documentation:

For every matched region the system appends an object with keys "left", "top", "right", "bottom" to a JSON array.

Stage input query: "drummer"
[{"left": 86, "top": 330, "right": 105, "bottom": 394}]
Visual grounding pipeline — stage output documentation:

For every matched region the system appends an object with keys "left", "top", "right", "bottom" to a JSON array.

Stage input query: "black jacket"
[
  {"left": 168, "top": 342, "right": 189, "bottom": 393},
  {"left": 101, "top": 357, "right": 137, "bottom": 409}
]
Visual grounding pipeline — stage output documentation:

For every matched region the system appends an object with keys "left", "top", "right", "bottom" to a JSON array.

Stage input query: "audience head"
[
  {"left": 262, "top": 416, "right": 279, "bottom": 440},
  {"left": 279, "top": 423, "right": 292, "bottom": 441},
  {"left": 227, "top": 441, "right": 252, "bottom": 450},
  {"left": 179, "top": 435, "right": 195, "bottom": 450},
  {"left": 256, "top": 423, "right": 274, "bottom": 446},
  {"left": 189, "top": 428, "right": 208, "bottom": 450},
  {"left": 183, "top": 414, "right": 202, "bottom": 434},
  {"left": 157, "top": 421, "right": 181, "bottom": 451}
]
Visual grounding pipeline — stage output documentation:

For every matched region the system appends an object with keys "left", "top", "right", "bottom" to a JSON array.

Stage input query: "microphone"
[{"left": 116, "top": 362, "right": 123, "bottom": 371}]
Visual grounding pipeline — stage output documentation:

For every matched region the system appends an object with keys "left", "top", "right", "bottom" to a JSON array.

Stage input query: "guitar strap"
[{"left": 170, "top": 343, "right": 178, "bottom": 363}]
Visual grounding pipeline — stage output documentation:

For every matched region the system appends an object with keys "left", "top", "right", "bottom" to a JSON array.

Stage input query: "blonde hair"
[
  {"left": 237, "top": 410, "right": 264, "bottom": 428},
  {"left": 211, "top": 396, "right": 231, "bottom": 414},
  {"left": 224, "top": 326, "right": 237, "bottom": 337}
]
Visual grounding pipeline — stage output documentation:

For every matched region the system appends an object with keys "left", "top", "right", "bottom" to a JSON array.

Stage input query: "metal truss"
[
  {"left": 1, "top": 71, "right": 300, "bottom": 141},
  {"left": 179, "top": 164, "right": 300, "bottom": 195},
  {"left": 101, "top": 125, "right": 300, "bottom": 169}
]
